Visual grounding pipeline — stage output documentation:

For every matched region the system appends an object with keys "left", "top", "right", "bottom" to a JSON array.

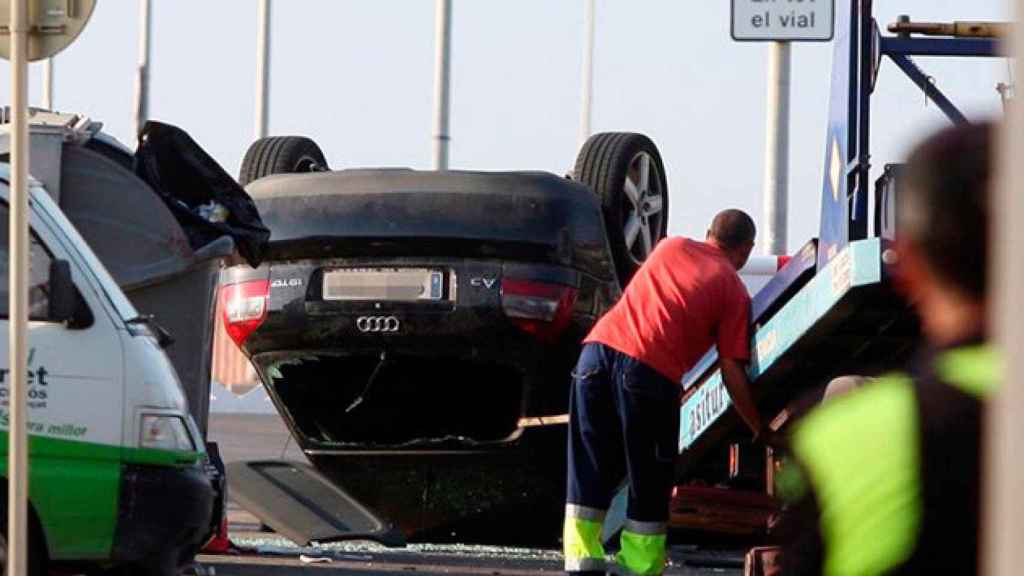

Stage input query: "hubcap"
[{"left": 622, "top": 151, "right": 665, "bottom": 264}]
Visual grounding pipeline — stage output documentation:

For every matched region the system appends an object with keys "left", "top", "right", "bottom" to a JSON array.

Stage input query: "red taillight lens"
[
  {"left": 220, "top": 280, "right": 269, "bottom": 347},
  {"left": 500, "top": 279, "right": 578, "bottom": 343}
]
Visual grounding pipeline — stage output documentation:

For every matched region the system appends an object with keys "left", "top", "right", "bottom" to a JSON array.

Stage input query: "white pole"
[
  {"left": 984, "top": 3, "right": 1024, "bottom": 573},
  {"left": 41, "top": 57, "right": 52, "bottom": 111},
  {"left": 132, "top": 0, "right": 151, "bottom": 140},
  {"left": 431, "top": 0, "right": 452, "bottom": 170},
  {"left": 255, "top": 0, "right": 271, "bottom": 140},
  {"left": 578, "top": 0, "right": 595, "bottom": 148},
  {"left": 8, "top": 0, "right": 30, "bottom": 573},
  {"left": 761, "top": 41, "right": 791, "bottom": 256}
]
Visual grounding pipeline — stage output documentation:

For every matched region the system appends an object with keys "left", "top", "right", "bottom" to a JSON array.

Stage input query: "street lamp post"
[
  {"left": 578, "top": 0, "right": 595, "bottom": 149},
  {"left": 431, "top": 0, "right": 452, "bottom": 170},
  {"left": 132, "top": 0, "right": 151, "bottom": 139},
  {"left": 255, "top": 0, "right": 271, "bottom": 140}
]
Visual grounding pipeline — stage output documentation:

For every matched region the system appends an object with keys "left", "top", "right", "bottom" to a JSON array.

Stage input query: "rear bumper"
[{"left": 110, "top": 463, "right": 216, "bottom": 571}]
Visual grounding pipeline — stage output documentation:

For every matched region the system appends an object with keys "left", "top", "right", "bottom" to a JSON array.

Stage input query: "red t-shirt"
[{"left": 585, "top": 237, "right": 752, "bottom": 383}]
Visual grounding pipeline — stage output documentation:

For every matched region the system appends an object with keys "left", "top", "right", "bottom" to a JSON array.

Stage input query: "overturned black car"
[{"left": 221, "top": 132, "right": 669, "bottom": 542}]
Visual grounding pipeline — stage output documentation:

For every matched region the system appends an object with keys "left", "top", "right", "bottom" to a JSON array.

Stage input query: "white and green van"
[{"left": 0, "top": 168, "right": 215, "bottom": 575}]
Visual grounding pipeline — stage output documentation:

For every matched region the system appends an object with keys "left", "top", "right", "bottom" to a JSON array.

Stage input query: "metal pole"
[
  {"left": 431, "top": 0, "right": 452, "bottom": 170},
  {"left": 578, "top": 0, "right": 595, "bottom": 148},
  {"left": 255, "top": 0, "right": 271, "bottom": 140},
  {"left": 41, "top": 57, "right": 52, "bottom": 110},
  {"left": 761, "top": 41, "right": 791, "bottom": 256},
  {"left": 8, "top": 0, "right": 30, "bottom": 573},
  {"left": 984, "top": 3, "right": 1024, "bottom": 573},
  {"left": 131, "top": 0, "right": 151, "bottom": 139}
]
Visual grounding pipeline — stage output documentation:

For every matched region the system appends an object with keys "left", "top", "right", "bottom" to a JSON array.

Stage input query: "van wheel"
[
  {"left": 0, "top": 518, "right": 48, "bottom": 576},
  {"left": 573, "top": 132, "right": 669, "bottom": 286},
  {"left": 238, "top": 136, "right": 329, "bottom": 186}
]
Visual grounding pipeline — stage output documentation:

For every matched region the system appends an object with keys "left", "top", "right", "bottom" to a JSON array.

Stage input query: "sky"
[{"left": 0, "top": 0, "right": 1012, "bottom": 253}]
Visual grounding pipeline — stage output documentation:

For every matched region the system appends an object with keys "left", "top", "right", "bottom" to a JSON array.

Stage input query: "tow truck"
[{"left": 655, "top": 0, "right": 1007, "bottom": 538}]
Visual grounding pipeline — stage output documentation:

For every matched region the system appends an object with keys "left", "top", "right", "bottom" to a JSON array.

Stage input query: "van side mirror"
[{"left": 49, "top": 259, "right": 83, "bottom": 326}]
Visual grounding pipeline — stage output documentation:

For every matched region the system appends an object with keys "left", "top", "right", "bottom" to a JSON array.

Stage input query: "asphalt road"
[
  {"left": 201, "top": 412, "right": 744, "bottom": 576},
  {"left": 199, "top": 548, "right": 745, "bottom": 576},
  {"left": 208, "top": 412, "right": 308, "bottom": 464}
]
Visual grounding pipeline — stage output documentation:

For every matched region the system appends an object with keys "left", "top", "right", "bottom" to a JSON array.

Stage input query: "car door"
[{"left": 0, "top": 200, "right": 126, "bottom": 561}]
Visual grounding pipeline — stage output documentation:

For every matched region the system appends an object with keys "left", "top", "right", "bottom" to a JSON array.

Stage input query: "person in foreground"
[
  {"left": 563, "top": 209, "right": 764, "bottom": 576},
  {"left": 776, "top": 121, "right": 997, "bottom": 575}
]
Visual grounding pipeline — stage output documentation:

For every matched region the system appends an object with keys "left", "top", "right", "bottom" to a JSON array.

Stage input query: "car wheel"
[
  {"left": 573, "top": 132, "right": 669, "bottom": 286},
  {"left": 238, "top": 136, "right": 328, "bottom": 186}
]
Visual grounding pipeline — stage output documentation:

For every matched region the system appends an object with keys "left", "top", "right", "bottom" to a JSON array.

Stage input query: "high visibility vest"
[{"left": 778, "top": 344, "right": 998, "bottom": 575}]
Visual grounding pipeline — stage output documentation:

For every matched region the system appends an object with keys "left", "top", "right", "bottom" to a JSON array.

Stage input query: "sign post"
[
  {"left": 0, "top": 1, "right": 93, "bottom": 572},
  {"left": 5, "top": 4, "right": 27, "bottom": 573},
  {"left": 732, "top": 0, "right": 834, "bottom": 257},
  {"left": 761, "top": 40, "right": 791, "bottom": 256}
]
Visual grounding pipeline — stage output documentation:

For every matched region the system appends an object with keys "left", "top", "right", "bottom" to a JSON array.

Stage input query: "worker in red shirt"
[{"left": 563, "top": 209, "right": 764, "bottom": 576}]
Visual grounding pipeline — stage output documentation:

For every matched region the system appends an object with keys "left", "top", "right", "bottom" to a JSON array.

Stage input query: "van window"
[{"left": 0, "top": 204, "right": 57, "bottom": 321}]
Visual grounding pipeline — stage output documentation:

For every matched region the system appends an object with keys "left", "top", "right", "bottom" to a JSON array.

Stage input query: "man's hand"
[{"left": 719, "top": 357, "right": 763, "bottom": 438}]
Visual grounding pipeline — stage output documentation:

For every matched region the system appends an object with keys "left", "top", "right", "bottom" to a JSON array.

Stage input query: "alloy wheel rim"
[{"left": 621, "top": 151, "right": 665, "bottom": 264}]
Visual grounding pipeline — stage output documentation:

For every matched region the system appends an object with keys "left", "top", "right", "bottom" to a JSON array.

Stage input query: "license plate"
[{"left": 322, "top": 268, "right": 445, "bottom": 301}]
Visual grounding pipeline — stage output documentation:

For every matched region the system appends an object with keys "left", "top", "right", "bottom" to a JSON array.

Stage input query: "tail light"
[
  {"left": 220, "top": 280, "right": 270, "bottom": 347},
  {"left": 500, "top": 279, "right": 578, "bottom": 343}
]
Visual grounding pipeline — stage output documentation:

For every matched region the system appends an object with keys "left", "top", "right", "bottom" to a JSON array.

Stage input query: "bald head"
[
  {"left": 708, "top": 209, "right": 756, "bottom": 250},
  {"left": 706, "top": 209, "right": 756, "bottom": 270}
]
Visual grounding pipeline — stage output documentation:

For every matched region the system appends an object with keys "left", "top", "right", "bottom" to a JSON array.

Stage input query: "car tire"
[
  {"left": 238, "top": 136, "right": 328, "bottom": 186},
  {"left": 573, "top": 132, "right": 669, "bottom": 286}
]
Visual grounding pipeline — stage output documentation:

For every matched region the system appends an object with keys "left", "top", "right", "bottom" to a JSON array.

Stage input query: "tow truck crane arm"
[{"left": 888, "top": 19, "right": 1009, "bottom": 39}]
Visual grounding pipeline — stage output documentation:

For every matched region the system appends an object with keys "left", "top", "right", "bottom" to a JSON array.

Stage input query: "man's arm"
[{"left": 719, "top": 357, "right": 763, "bottom": 437}]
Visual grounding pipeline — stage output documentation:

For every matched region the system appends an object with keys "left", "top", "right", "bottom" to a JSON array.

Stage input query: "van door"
[{"left": 0, "top": 200, "right": 125, "bottom": 561}]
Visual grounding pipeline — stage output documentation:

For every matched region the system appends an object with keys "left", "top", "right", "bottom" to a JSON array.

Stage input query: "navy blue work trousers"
[{"left": 566, "top": 342, "right": 680, "bottom": 523}]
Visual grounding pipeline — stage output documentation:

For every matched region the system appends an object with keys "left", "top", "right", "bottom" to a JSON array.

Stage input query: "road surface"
[{"left": 201, "top": 412, "right": 745, "bottom": 575}]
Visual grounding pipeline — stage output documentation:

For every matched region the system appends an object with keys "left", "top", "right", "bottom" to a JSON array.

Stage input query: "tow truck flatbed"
[{"left": 678, "top": 238, "right": 917, "bottom": 475}]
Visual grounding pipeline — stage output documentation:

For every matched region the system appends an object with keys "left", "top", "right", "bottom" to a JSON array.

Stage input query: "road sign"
[
  {"left": 0, "top": 0, "right": 95, "bottom": 61},
  {"left": 732, "top": 0, "right": 835, "bottom": 42}
]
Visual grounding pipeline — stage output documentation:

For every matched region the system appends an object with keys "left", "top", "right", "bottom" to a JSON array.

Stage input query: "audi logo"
[{"left": 356, "top": 316, "right": 401, "bottom": 333}]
